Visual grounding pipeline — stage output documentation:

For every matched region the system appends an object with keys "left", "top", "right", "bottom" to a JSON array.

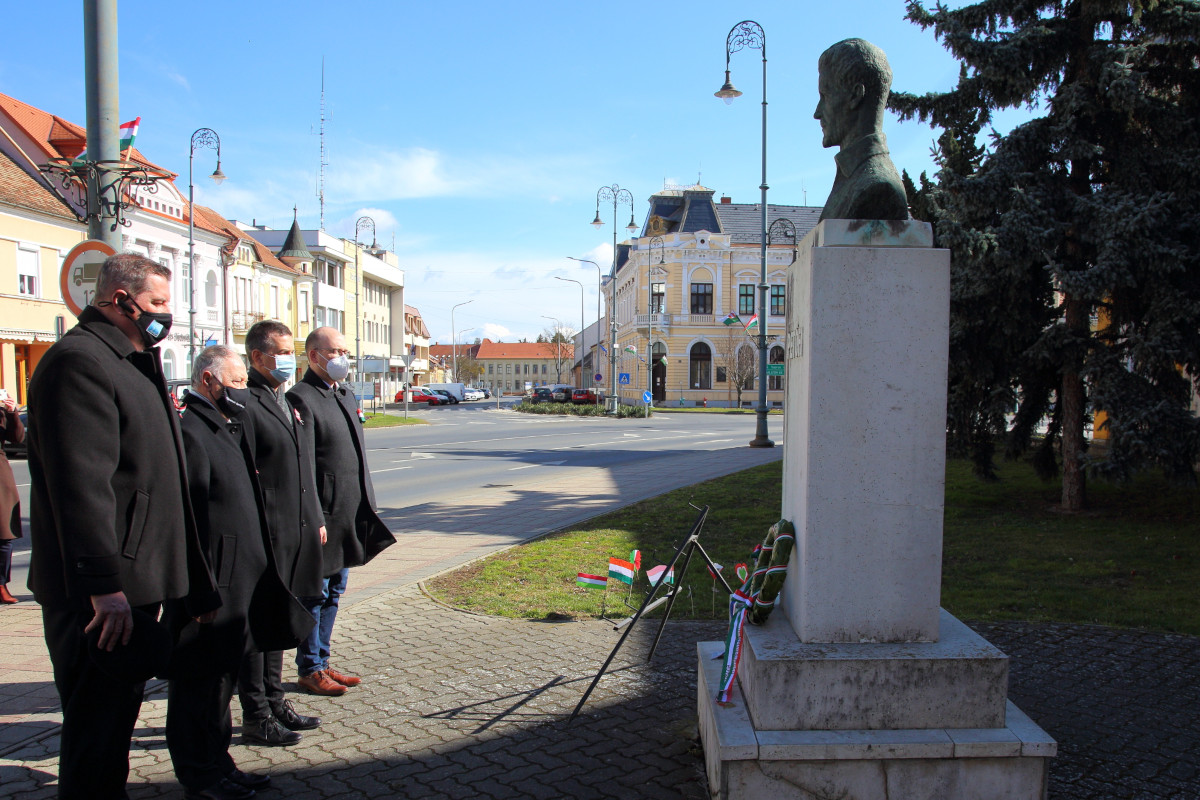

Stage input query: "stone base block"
[
  {"left": 740, "top": 609, "right": 1009, "bottom": 730},
  {"left": 698, "top": 641, "right": 1055, "bottom": 800}
]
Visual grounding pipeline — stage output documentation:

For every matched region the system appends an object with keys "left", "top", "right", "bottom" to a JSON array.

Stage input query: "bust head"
[{"left": 814, "top": 38, "right": 892, "bottom": 150}]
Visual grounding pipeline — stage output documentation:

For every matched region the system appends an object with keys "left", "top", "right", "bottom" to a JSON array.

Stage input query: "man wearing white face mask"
[{"left": 287, "top": 327, "right": 395, "bottom": 696}]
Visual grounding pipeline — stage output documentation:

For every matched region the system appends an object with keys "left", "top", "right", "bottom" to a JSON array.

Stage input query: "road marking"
[
  {"left": 622, "top": 433, "right": 640, "bottom": 438},
  {"left": 410, "top": 452, "right": 436, "bottom": 459},
  {"left": 507, "top": 460, "right": 567, "bottom": 471},
  {"left": 372, "top": 466, "right": 413, "bottom": 473}
]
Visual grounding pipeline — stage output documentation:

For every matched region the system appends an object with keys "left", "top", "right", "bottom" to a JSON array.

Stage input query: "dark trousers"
[
  {"left": 0, "top": 537, "right": 12, "bottom": 584},
  {"left": 42, "top": 603, "right": 156, "bottom": 800},
  {"left": 166, "top": 668, "right": 237, "bottom": 791},
  {"left": 237, "top": 648, "right": 283, "bottom": 723}
]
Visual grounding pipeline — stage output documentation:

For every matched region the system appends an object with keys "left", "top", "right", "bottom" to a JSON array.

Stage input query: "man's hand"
[
  {"left": 1, "top": 396, "right": 16, "bottom": 414},
  {"left": 84, "top": 591, "right": 133, "bottom": 651},
  {"left": 319, "top": 525, "right": 328, "bottom": 545}
]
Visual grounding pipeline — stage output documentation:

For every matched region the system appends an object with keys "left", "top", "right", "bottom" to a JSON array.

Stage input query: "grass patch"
[
  {"left": 425, "top": 458, "right": 1200, "bottom": 634},
  {"left": 362, "top": 413, "right": 427, "bottom": 428},
  {"left": 513, "top": 402, "right": 642, "bottom": 418},
  {"left": 653, "top": 406, "right": 784, "bottom": 414}
]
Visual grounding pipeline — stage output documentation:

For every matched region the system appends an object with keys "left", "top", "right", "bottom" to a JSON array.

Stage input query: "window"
[
  {"left": 524, "top": 364, "right": 530, "bottom": 375},
  {"left": 771, "top": 285, "right": 786, "bottom": 317},
  {"left": 541, "top": 364, "right": 547, "bottom": 375},
  {"left": 738, "top": 284, "right": 755, "bottom": 316},
  {"left": 17, "top": 246, "right": 38, "bottom": 297},
  {"left": 488, "top": 364, "right": 494, "bottom": 375},
  {"left": 690, "top": 283, "right": 713, "bottom": 315},
  {"left": 271, "top": 285, "right": 280, "bottom": 319},
  {"left": 506, "top": 364, "right": 511, "bottom": 374},
  {"left": 206, "top": 271, "right": 219, "bottom": 308},
  {"left": 716, "top": 366, "right": 727, "bottom": 383},
  {"left": 690, "top": 342, "right": 712, "bottom": 390},
  {"left": 299, "top": 291, "right": 309, "bottom": 323},
  {"left": 651, "top": 282, "right": 665, "bottom": 314},
  {"left": 769, "top": 345, "right": 785, "bottom": 391}
]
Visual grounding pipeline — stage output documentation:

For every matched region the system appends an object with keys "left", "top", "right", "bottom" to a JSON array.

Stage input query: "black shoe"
[
  {"left": 184, "top": 776, "right": 256, "bottom": 800},
  {"left": 226, "top": 768, "right": 271, "bottom": 791},
  {"left": 242, "top": 715, "right": 302, "bottom": 746},
  {"left": 272, "top": 699, "right": 320, "bottom": 731}
]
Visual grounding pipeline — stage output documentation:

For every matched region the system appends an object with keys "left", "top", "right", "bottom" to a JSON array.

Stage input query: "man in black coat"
[
  {"left": 168, "top": 346, "right": 313, "bottom": 800},
  {"left": 287, "top": 326, "right": 395, "bottom": 696},
  {"left": 27, "top": 253, "right": 219, "bottom": 800},
  {"left": 235, "top": 320, "right": 325, "bottom": 746}
]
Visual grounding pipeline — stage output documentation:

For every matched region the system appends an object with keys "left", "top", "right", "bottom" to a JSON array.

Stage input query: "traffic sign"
[
  {"left": 594, "top": 372, "right": 603, "bottom": 382},
  {"left": 618, "top": 373, "right": 631, "bottom": 385},
  {"left": 766, "top": 364, "right": 785, "bottom": 376},
  {"left": 643, "top": 390, "right": 652, "bottom": 404},
  {"left": 59, "top": 239, "right": 116, "bottom": 317}
]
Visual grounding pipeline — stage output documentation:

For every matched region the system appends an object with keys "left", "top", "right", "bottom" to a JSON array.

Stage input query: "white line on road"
[
  {"left": 507, "top": 460, "right": 567, "bottom": 471},
  {"left": 372, "top": 466, "right": 413, "bottom": 473}
]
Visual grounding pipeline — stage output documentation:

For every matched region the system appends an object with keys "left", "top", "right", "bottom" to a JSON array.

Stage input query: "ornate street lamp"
[
  {"left": 188, "top": 127, "right": 225, "bottom": 369},
  {"left": 590, "top": 184, "right": 638, "bottom": 413},
  {"left": 716, "top": 20, "right": 773, "bottom": 447}
]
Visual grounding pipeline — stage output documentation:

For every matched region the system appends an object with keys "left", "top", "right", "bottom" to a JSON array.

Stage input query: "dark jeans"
[
  {"left": 42, "top": 602, "right": 157, "bottom": 800},
  {"left": 295, "top": 568, "right": 348, "bottom": 676},
  {"left": 237, "top": 648, "right": 283, "bottom": 723},
  {"left": 0, "top": 537, "right": 12, "bottom": 584},
  {"left": 166, "top": 668, "right": 237, "bottom": 791}
]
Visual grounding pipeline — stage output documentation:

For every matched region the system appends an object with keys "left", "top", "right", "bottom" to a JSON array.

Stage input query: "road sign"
[
  {"left": 643, "top": 390, "right": 652, "bottom": 404},
  {"left": 766, "top": 364, "right": 785, "bottom": 376},
  {"left": 594, "top": 372, "right": 602, "bottom": 382},
  {"left": 347, "top": 380, "right": 375, "bottom": 401},
  {"left": 619, "top": 373, "right": 631, "bottom": 385},
  {"left": 59, "top": 239, "right": 116, "bottom": 317}
]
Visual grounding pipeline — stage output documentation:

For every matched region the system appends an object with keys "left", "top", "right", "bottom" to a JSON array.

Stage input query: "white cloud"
[
  {"left": 482, "top": 323, "right": 512, "bottom": 341},
  {"left": 328, "top": 207, "right": 399, "bottom": 241},
  {"left": 166, "top": 71, "right": 190, "bottom": 91}
]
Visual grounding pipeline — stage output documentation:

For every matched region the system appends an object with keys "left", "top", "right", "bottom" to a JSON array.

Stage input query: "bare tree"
[
  {"left": 542, "top": 322, "right": 577, "bottom": 383},
  {"left": 455, "top": 354, "right": 482, "bottom": 384},
  {"left": 715, "top": 324, "right": 757, "bottom": 407}
]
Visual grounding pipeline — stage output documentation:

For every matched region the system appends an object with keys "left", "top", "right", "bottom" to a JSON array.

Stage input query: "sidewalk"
[{"left": 4, "top": 443, "right": 1199, "bottom": 799}]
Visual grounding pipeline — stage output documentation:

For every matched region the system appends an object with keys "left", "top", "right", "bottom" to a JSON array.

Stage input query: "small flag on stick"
[
  {"left": 576, "top": 573, "right": 608, "bottom": 590},
  {"left": 742, "top": 314, "right": 759, "bottom": 331},
  {"left": 707, "top": 562, "right": 724, "bottom": 580},
  {"left": 624, "top": 345, "right": 638, "bottom": 354},
  {"left": 608, "top": 558, "right": 635, "bottom": 585},
  {"left": 630, "top": 549, "right": 642, "bottom": 573},
  {"left": 647, "top": 565, "right": 675, "bottom": 587},
  {"left": 723, "top": 313, "right": 741, "bottom": 326}
]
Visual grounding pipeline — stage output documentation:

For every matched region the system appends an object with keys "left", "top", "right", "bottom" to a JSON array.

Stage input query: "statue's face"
[{"left": 814, "top": 68, "right": 851, "bottom": 149}]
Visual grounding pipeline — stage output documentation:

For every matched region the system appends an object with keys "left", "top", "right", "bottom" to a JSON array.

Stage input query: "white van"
[{"left": 425, "top": 382, "right": 466, "bottom": 402}]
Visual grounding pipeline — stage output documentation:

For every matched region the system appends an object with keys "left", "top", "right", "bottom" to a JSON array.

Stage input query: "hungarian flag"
[
  {"left": 659, "top": 355, "right": 668, "bottom": 366},
  {"left": 576, "top": 573, "right": 607, "bottom": 590},
  {"left": 723, "top": 313, "right": 741, "bottom": 326},
  {"left": 629, "top": 549, "right": 642, "bottom": 572},
  {"left": 646, "top": 565, "right": 675, "bottom": 587},
  {"left": 742, "top": 314, "right": 759, "bottom": 331},
  {"left": 73, "top": 117, "right": 140, "bottom": 164},
  {"left": 623, "top": 345, "right": 638, "bottom": 354},
  {"left": 707, "top": 562, "right": 724, "bottom": 580},
  {"left": 608, "top": 558, "right": 635, "bottom": 585}
]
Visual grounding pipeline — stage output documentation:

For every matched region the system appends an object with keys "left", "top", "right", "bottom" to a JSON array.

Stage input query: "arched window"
[
  {"left": 162, "top": 349, "right": 177, "bottom": 381},
  {"left": 205, "top": 270, "right": 218, "bottom": 307},
  {"left": 768, "top": 345, "right": 785, "bottom": 391},
  {"left": 690, "top": 342, "right": 712, "bottom": 390}
]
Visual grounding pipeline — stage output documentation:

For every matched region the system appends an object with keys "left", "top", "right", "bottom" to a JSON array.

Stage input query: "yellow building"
[{"left": 0, "top": 149, "right": 84, "bottom": 404}]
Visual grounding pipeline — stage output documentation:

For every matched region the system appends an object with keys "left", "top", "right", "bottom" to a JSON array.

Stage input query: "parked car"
[
  {"left": 2, "top": 410, "right": 28, "bottom": 459},
  {"left": 571, "top": 388, "right": 599, "bottom": 405},
  {"left": 429, "top": 389, "right": 458, "bottom": 405},
  {"left": 396, "top": 387, "right": 441, "bottom": 405},
  {"left": 481, "top": 387, "right": 492, "bottom": 399},
  {"left": 463, "top": 387, "right": 485, "bottom": 401},
  {"left": 551, "top": 386, "right": 575, "bottom": 402},
  {"left": 529, "top": 387, "right": 554, "bottom": 404}
]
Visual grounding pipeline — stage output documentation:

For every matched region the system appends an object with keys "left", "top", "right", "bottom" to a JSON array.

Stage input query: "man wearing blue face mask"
[
  {"left": 236, "top": 321, "right": 326, "bottom": 746},
  {"left": 287, "top": 327, "right": 395, "bottom": 696}
]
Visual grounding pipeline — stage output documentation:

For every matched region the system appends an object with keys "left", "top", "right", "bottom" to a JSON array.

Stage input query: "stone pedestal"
[{"left": 698, "top": 220, "right": 1055, "bottom": 799}]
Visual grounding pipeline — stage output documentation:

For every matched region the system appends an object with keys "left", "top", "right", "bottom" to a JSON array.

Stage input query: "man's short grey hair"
[
  {"left": 245, "top": 320, "right": 292, "bottom": 357},
  {"left": 192, "top": 345, "right": 239, "bottom": 388},
  {"left": 819, "top": 38, "right": 892, "bottom": 102},
  {"left": 95, "top": 253, "right": 172, "bottom": 302}
]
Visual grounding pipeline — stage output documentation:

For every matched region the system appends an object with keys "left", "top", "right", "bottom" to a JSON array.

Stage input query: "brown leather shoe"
[
  {"left": 0, "top": 585, "right": 17, "bottom": 604},
  {"left": 324, "top": 667, "right": 361, "bottom": 687},
  {"left": 297, "top": 670, "right": 346, "bottom": 696}
]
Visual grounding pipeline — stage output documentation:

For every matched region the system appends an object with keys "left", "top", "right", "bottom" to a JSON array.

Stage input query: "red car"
[
  {"left": 571, "top": 388, "right": 599, "bottom": 405},
  {"left": 396, "top": 387, "right": 441, "bottom": 405}
]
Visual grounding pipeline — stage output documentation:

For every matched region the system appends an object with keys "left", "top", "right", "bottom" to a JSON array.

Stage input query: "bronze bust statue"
[{"left": 814, "top": 39, "right": 910, "bottom": 222}]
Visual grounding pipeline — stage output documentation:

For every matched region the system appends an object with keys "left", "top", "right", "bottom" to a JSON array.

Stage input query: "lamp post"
[
  {"left": 451, "top": 299, "right": 473, "bottom": 383},
  {"left": 554, "top": 276, "right": 585, "bottom": 388},
  {"left": 353, "top": 216, "right": 376, "bottom": 383},
  {"left": 567, "top": 256, "right": 603, "bottom": 395},
  {"left": 188, "top": 127, "right": 226, "bottom": 371},
  {"left": 647, "top": 236, "right": 664, "bottom": 417},
  {"left": 716, "top": 20, "right": 773, "bottom": 447},
  {"left": 589, "top": 185, "right": 638, "bottom": 412}
]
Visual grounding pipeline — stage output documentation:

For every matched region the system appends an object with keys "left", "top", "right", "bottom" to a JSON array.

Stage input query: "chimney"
[{"left": 720, "top": 196, "right": 732, "bottom": 204}]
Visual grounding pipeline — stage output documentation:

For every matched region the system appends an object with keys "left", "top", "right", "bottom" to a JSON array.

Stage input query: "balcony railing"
[
  {"left": 231, "top": 311, "right": 264, "bottom": 332},
  {"left": 684, "top": 314, "right": 714, "bottom": 325},
  {"left": 635, "top": 313, "right": 671, "bottom": 328}
]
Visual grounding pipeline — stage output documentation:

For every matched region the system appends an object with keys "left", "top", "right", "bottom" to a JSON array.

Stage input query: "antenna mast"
[{"left": 317, "top": 57, "right": 328, "bottom": 230}]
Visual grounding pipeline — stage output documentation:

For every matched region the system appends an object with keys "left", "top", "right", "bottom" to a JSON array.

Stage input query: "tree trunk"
[{"left": 1060, "top": 293, "right": 1088, "bottom": 511}]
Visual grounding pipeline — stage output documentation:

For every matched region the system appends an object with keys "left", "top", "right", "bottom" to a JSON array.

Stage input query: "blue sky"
[{"left": 3, "top": 1, "right": 1025, "bottom": 344}]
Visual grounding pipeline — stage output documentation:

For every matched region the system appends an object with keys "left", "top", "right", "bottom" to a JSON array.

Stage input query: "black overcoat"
[
  {"left": 167, "top": 395, "right": 314, "bottom": 676},
  {"left": 243, "top": 369, "right": 325, "bottom": 598},
  {"left": 288, "top": 369, "right": 395, "bottom": 576},
  {"left": 26, "top": 306, "right": 218, "bottom": 614}
]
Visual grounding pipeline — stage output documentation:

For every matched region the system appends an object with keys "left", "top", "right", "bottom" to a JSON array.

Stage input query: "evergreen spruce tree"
[{"left": 891, "top": 0, "right": 1200, "bottom": 510}]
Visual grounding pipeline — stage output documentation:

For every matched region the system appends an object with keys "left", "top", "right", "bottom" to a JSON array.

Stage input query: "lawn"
[
  {"left": 362, "top": 413, "right": 427, "bottom": 428},
  {"left": 425, "top": 457, "right": 1200, "bottom": 634}
]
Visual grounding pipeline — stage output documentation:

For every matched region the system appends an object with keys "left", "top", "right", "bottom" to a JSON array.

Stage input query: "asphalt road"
[{"left": 4, "top": 402, "right": 779, "bottom": 596}]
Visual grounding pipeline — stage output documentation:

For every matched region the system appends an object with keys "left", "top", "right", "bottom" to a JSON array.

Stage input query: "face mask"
[
  {"left": 119, "top": 295, "right": 172, "bottom": 347},
  {"left": 216, "top": 385, "right": 250, "bottom": 418},
  {"left": 323, "top": 353, "right": 351, "bottom": 382},
  {"left": 268, "top": 353, "right": 296, "bottom": 384}
]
